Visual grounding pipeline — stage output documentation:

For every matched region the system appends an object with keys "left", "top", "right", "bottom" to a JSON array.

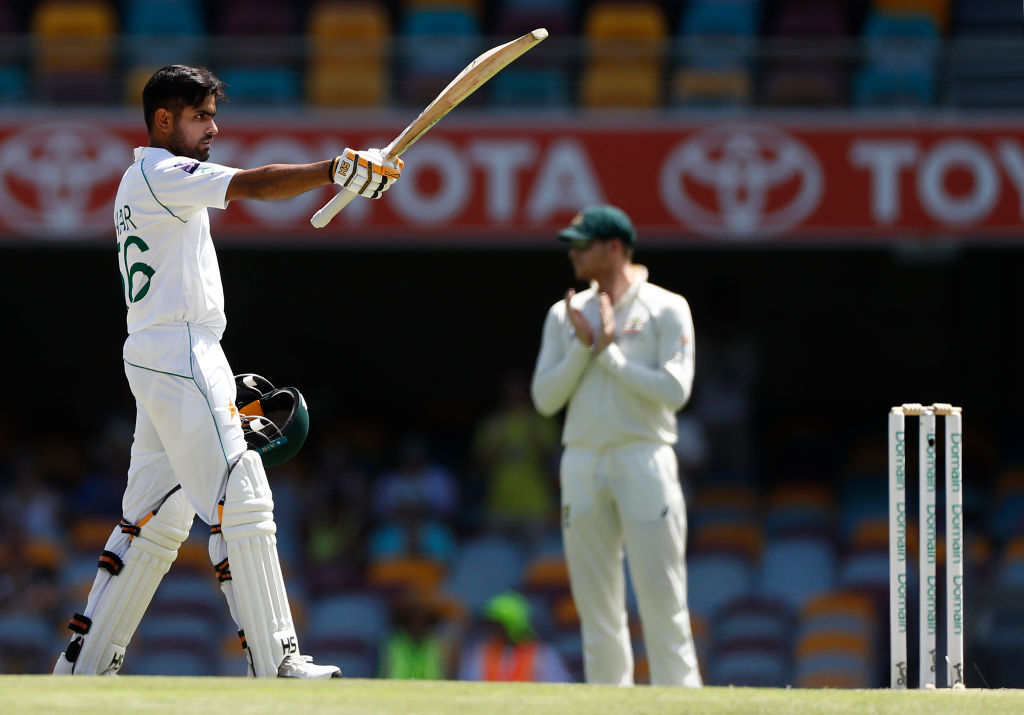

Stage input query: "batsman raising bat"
[{"left": 53, "top": 64, "right": 401, "bottom": 679}]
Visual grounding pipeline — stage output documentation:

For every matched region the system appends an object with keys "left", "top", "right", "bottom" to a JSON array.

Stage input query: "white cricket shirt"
[
  {"left": 114, "top": 146, "right": 239, "bottom": 338},
  {"left": 531, "top": 267, "right": 695, "bottom": 448}
]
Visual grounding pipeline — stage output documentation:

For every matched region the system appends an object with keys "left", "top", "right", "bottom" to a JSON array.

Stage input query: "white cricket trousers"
[
  {"left": 122, "top": 323, "right": 246, "bottom": 526},
  {"left": 560, "top": 442, "right": 702, "bottom": 687}
]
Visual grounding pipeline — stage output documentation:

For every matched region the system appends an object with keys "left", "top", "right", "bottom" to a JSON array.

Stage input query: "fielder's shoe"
[{"left": 277, "top": 654, "right": 341, "bottom": 679}]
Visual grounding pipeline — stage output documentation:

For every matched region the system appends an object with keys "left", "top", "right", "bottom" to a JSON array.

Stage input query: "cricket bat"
[{"left": 311, "top": 27, "right": 548, "bottom": 228}]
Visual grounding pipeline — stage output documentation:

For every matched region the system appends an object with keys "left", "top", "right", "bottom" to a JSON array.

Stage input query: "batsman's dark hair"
[{"left": 142, "top": 65, "right": 227, "bottom": 133}]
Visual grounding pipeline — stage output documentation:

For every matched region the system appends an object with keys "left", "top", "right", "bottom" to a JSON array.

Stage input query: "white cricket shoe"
[{"left": 277, "top": 654, "right": 341, "bottom": 679}]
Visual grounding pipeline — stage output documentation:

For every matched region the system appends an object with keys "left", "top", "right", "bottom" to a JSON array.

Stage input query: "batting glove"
[{"left": 331, "top": 147, "right": 403, "bottom": 199}]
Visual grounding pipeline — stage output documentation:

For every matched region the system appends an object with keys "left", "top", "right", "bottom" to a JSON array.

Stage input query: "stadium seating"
[
  {"left": 30, "top": 0, "right": 119, "bottom": 103},
  {"left": 308, "top": 592, "right": 391, "bottom": 646},
  {"left": 0, "top": 0, "right": 25, "bottom": 101},
  {"left": 989, "top": 469, "right": 1024, "bottom": 542},
  {"left": 397, "top": 6, "right": 481, "bottom": 107},
  {"left": 367, "top": 556, "right": 447, "bottom": 595},
  {"left": 671, "top": 0, "right": 759, "bottom": 108},
  {"left": 690, "top": 522, "right": 763, "bottom": 562},
  {"left": 797, "top": 591, "right": 877, "bottom": 642},
  {"left": 875, "top": 0, "right": 950, "bottom": 32},
  {"left": 714, "top": 595, "right": 794, "bottom": 651},
  {"left": 122, "top": 0, "right": 204, "bottom": 69},
  {"left": 211, "top": 0, "right": 302, "bottom": 106},
  {"left": 763, "top": 481, "right": 836, "bottom": 537},
  {"left": 492, "top": 0, "right": 577, "bottom": 37},
  {"left": 758, "top": 0, "right": 849, "bottom": 106},
  {"left": 688, "top": 549, "right": 755, "bottom": 620},
  {"left": 306, "top": 1, "right": 391, "bottom": 107},
  {"left": 442, "top": 534, "right": 525, "bottom": 611},
  {"left": 995, "top": 535, "right": 1024, "bottom": 587},
  {"left": 689, "top": 483, "right": 759, "bottom": 531},
  {"left": 128, "top": 649, "right": 218, "bottom": 676},
  {"left": 488, "top": 67, "right": 572, "bottom": 109},
  {"left": 580, "top": 1, "right": 667, "bottom": 108},
  {"left": 853, "top": 11, "right": 939, "bottom": 107},
  {"left": 756, "top": 534, "right": 837, "bottom": 613},
  {"left": 710, "top": 641, "right": 791, "bottom": 686},
  {"left": 0, "top": 613, "right": 61, "bottom": 674},
  {"left": 792, "top": 630, "right": 875, "bottom": 687}
]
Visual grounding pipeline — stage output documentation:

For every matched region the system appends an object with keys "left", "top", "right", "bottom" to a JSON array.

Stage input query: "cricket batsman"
[{"left": 53, "top": 65, "right": 401, "bottom": 678}]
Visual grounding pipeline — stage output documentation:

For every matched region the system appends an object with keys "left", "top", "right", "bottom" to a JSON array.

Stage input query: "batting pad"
[
  {"left": 221, "top": 451, "right": 298, "bottom": 677},
  {"left": 59, "top": 492, "right": 192, "bottom": 674}
]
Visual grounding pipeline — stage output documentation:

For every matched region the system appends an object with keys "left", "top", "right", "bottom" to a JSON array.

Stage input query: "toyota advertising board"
[{"left": 2, "top": 115, "right": 1024, "bottom": 244}]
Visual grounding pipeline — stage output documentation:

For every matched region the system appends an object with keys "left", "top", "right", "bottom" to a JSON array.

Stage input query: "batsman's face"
[{"left": 167, "top": 95, "right": 219, "bottom": 162}]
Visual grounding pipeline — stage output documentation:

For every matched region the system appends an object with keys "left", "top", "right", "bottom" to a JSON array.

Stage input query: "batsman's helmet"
[{"left": 234, "top": 373, "right": 309, "bottom": 467}]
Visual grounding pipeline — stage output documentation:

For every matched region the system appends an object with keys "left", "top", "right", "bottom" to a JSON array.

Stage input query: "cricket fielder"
[
  {"left": 531, "top": 205, "right": 702, "bottom": 687},
  {"left": 53, "top": 65, "right": 401, "bottom": 678}
]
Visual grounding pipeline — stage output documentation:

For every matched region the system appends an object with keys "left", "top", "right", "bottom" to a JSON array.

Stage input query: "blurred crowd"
[
  {"left": 2, "top": 325, "right": 1024, "bottom": 686},
  {"left": 0, "top": 0, "right": 1019, "bottom": 110}
]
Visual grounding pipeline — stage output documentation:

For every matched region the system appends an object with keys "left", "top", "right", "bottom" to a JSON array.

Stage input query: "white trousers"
[
  {"left": 560, "top": 442, "right": 702, "bottom": 687},
  {"left": 122, "top": 323, "right": 246, "bottom": 526}
]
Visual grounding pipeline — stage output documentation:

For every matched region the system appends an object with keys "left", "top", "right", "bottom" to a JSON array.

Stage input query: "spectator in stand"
[
  {"left": 458, "top": 591, "right": 570, "bottom": 683},
  {"left": 372, "top": 435, "right": 459, "bottom": 521},
  {"left": 471, "top": 370, "right": 561, "bottom": 544},
  {"left": 379, "top": 590, "right": 454, "bottom": 680}
]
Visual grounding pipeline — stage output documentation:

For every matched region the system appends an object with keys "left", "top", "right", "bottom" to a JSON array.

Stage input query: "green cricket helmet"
[{"left": 234, "top": 373, "right": 309, "bottom": 467}]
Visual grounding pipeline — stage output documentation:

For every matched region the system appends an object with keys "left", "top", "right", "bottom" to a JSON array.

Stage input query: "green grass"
[{"left": 2, "top": 677, "right": 1022, "bottom": 715}]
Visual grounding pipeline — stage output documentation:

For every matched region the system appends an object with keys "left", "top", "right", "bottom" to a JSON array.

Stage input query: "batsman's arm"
[
  {"left": 226, "top": 161, "right": 335, "bottom": 202},
  {"left": 228, "top": 149, "right": 399, "bottom": 203}
]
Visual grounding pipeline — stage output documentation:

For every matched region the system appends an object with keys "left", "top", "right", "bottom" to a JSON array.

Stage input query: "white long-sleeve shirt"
[{"left": 531, "top": 266, "right": 695, "bottom": 448}]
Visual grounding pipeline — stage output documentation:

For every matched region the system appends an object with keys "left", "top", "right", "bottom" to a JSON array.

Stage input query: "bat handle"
[{"left": 310, "top": 190, "right": 357, "bottom": 228}]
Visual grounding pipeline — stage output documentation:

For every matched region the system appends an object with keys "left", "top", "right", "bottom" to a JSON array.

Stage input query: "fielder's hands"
[
  {"left": 565, "top": 289, "right": 615, "bottom": 354},
  {"left": 331, "top": 147, "right": 403, "bottom": 199}
]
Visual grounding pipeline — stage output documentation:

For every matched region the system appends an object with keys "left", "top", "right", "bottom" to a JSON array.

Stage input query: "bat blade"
[{"left": 311, "top": 28, "right": 548, "bottom": 229}]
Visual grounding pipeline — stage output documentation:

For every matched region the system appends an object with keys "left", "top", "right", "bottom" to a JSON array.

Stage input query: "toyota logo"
[
  {"left": 660, "top": 124, "right": 823, "bottom": 238},
  {"left": 0, "top": 121, "right": 127, "bottom": 239}
]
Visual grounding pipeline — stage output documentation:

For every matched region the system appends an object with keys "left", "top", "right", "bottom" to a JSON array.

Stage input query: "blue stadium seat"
[
  {"left": 488, "top": 68, "right": 572, "bottom": 109},
  {"left": 300, "top": 636, "right": 378, "bottom": 678},
  {"left": 122, "top": 0, "right": 204, "bottom": 66},
  {"left": 837, "top": 548, "right": 889, "bottom": 591},
  {"left": 681, "top": 0, "right": 760, "bottom": 38},
  {"left": 714, "top": 596, "right": 794, "bottom": 648},
  {"left": 137, "top": 613, "right": 220, "bottom": 652},
  {"left": 756, "top": 535, "right": 837, "bottom": 613},
  {"left": 150, "top": 572, "right": 224, "bottom": 620},
  {"left": 128, "top": 649, "right": 216, "bottom": 676},
  {"left": 687, "top": 550, "right": 755, "bottom": 619},
  {"left": 853, "top": 12, "right": 939, "bottom": 107},
  {"left": 0, "top": 613, "right": 61, "bottom": 656},
  {"left": 398, "top": 8, "right": 481, "bottom": 106},
  {"left": 443, "top": 534, "right": 525, "bottom": 612},
  {"left": 218, "top": 67, "right": 302, "bottom": 106},
  {"left": 308, "top": 592, "right": 390, "bottom": 644},
  {"left": 709, "top": 643, "right": 791, "bottom": 687}
]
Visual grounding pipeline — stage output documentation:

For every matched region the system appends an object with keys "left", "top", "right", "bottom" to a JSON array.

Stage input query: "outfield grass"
[{"left": 2, "top": 677, "right": 1022, "bottom": 715}]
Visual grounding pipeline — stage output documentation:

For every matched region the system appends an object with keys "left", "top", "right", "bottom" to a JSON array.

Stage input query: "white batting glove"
[{"left": 331, "top": 147, "right": 403, "bottom": 199}]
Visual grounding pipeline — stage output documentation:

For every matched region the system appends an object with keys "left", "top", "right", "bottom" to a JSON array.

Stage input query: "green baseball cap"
[
  {"left": 557, "top": 204, "right": 636, "bottom": 246},
  {"left": 484, "top": 591, "right": 534, "bottom": 643}
]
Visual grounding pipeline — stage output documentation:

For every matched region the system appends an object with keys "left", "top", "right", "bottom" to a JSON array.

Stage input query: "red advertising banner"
[{"left": 2, "top": 115, "right": 1024, "bottom": 244}]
